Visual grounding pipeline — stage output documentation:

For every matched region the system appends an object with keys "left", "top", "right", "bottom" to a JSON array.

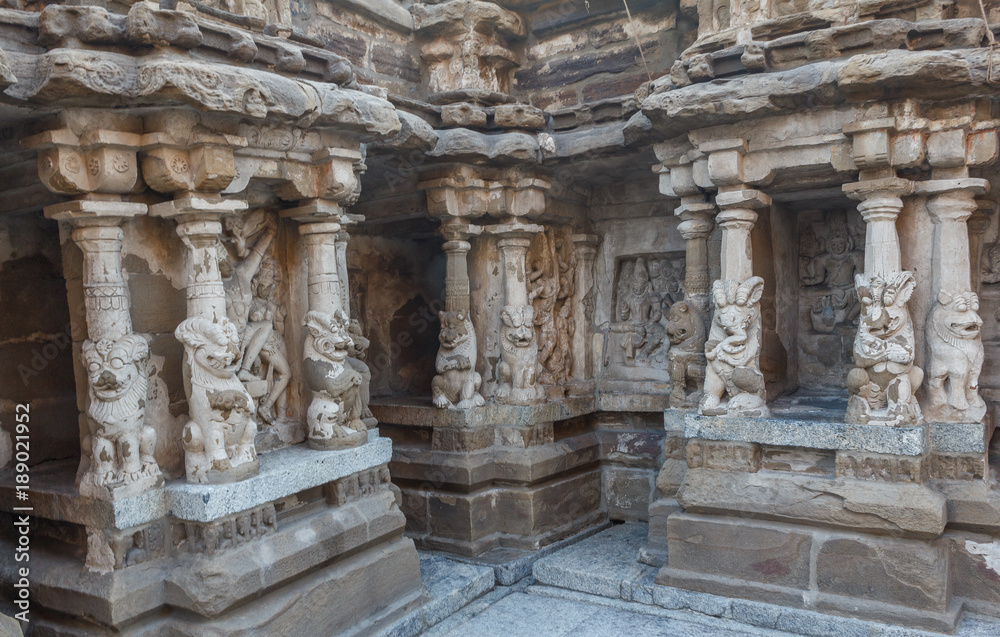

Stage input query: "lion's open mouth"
[{"left": 951, "top": 321, "right": 981, "bottom": 336}]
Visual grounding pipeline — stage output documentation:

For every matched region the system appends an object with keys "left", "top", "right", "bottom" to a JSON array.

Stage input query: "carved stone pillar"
[
  {"left": 283, "top": 200, "right": 368, "bottom": 449},
  {"left": 920, "top": 182, "right": 987, "bottom": 423},
  {"left": 492, "top": 222, "right": 544, "bottom": 405},
  {"left": 431, "top": 218, "right": 486, "bottom": 409},
  {"left": 49, "top": 200, "right": 162, "bottom": 501},
  {"left": 700, "top": 188, "right": 770, "bottom": 417},
  {"left": 914, "top": 120, "right": 998, "bottom": 423},
  {"left": 26, "top": 128, "right": 162, "bottom": 502},
  {"left": 570, "top": 234, "right": 599, "bottom": 383},
  {"left": 843, "top": 176, "right": 921, "bottom": 425},
  {"left": 151, "top": 193, "right": 259, "bottom": 483}
]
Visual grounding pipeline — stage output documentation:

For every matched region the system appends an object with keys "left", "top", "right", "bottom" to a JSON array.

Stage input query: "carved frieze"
[
  {"left": 176, "top": 504, "right": 278, "bottom": 556},
  {"left": 324, "top": 465, "right": 393, "bottom": 506}
]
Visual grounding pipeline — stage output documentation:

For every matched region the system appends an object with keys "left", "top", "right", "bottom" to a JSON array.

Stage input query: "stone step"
[
  {"left": 531, "top": 522, "right": 1000, "bottom": 637},
  {"left": 378, "top": 554, "right": 495, "bottom": 637}
]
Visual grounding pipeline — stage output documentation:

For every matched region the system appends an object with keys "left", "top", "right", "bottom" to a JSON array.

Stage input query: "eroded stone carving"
[
  {"left": 79, "top": 335, "right": 160, "bottom": 499},
  {"left": 178, "top": 504, "right": 277, "bottom": 556},
  {"left": 665, "top": 301, "right": 707, "bottom": 409},
  {"left": 701, "top": 277, "right": 769, "bottom": 417},
  {"left": 175, "top": 317, "right": 260, "bottom": 483},
  {"left": 925, "top": 291, "right": 985, "bottom": 422},
  {"left": 496, "top": 304, "right": 542, "bottom": 404},
  {"left": 222, "top": 214, "right": 290, "bottom": 425},
  {"left": 800, "top": 213, "right": 864, "bottom": 333},
  {"left": 303, "top": 310, "right": 366, "bottom": 449},
  {"left": 432, "top": 310, "right": 485, "bottom": 409},
  {"left": 846, "top": 272, "right": 923, "bottom": 426}
]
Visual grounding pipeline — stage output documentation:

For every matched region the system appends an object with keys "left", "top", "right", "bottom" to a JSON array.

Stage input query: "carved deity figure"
[
  {"left": 222, "top": 214, "right": 290, "bottom": 425},
  {"left": 981, "top": 241, "right": 1000, "bottom": 284},
  {"left": 432, "top": 310, "right": 485, "bottom": 409},
  {"left": 78, "top": 335, "right": 162, "bottom": 499},
  {"left": 175, "top": 317, "right": 260, "bottom": 484},
  {"left": 925, "top": 291, "right": 986, "bottom": 423},
  {"left": 303, "top": 310, "right": 366, "bottom": 449},
  {"left": 801, "top": 220, "right": 864, "bottom": 333},
  {"left": 665, "top": 301, "right": 707, "bottom": 409},
  {"left": 617, "top": 258, "right": 668, "bottom": 364},
  {"left": 701, "top": 277, "right": 769, "bottom": 417},
  {"left": 496, "top": 304, "right": 543, "bottom": 404},
  {"left": 528, "top": 232, "right": 560, "bottom": 382},
  {"left": 846, "top": 273, "right": 923, "bottom": 426}
]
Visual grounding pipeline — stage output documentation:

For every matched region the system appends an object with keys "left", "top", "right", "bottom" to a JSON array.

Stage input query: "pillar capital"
[
  {"left": 140, "top": 130, "right": 247, "bottom": 195},
  {"left": 24, "top": 128, "right": 142, "bottom": 197},
  {"left": 421, "top": 165, "right": 550, "bottom": 220}
]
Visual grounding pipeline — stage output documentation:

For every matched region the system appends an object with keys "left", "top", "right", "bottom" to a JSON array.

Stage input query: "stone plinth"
[
  {"left": 0, "top": 434, "right": 423, "bottom": 635},
  {"left": 372, "top": 397, "right": 607, "bottom": 556},
  {"left": 649, "top": 392, "right": 991, "bottom": 633}
]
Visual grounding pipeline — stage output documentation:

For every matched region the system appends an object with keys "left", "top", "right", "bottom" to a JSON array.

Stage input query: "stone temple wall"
[{"left": 2, "top": 0, "right": 1000, "bottom": 634}]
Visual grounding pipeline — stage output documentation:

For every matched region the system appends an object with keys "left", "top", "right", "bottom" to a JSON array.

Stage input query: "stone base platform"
[
  {"left": 0, "top": 432, "right": 425, "bottom": 636},
  {"left": 534, "top": 522, "right": 1000, "bottom": 637},
  {"left": 639, "top": 391, "right": 1000, "bottom": 633},
  {"left": 372, "top": 397, "right": 609, "bottom": 557}
]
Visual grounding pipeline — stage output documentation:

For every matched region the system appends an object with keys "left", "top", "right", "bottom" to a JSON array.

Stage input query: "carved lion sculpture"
[
  {"left": 925, "top": 290, "right": 985, "bottom": 422},
  {"left": 303, "top": 310, "right": 365, "bottom": 449},
  {"left": 701, "top": 277, "right": 769, "bottom": 417},
  {"left": 432, "top": 310, "right": 485, "bottom": 409},
  {"left": 846, "top": 272, "right": 923, "bottom": 426},
  {"left": 496, "top": 304, "right": 542, "bottom": 404},
  {"left": 665, "top": 301, "right": 707, "bottom": 409},
  {"left": 175, "top": 317, "right": 259, "bottom": 484},
  {"left": 79, "top": 334, "right": 161, "bottom": 499}
]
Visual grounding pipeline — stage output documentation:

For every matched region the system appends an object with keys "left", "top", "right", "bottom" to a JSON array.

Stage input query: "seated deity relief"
[
  {"left": 175, "top": 317, "right": 260, "bottom": 484},
  {"left": 846, "top": 272, "right": 924, "bottom": 427},
  {"left": 607, "top": 253, "right": 686, "bottom": 383},
  {"left": 701, "top": 277, "right": 769, "bottom": 418},
  {"left": 303, "top": 310, "right": 368, "bottom": 450},
  {"left": 78, "top": 334, "right": 163, "bottom": 500},
  {"left": 799, "top": 213, "right": 865, "bottom": 334}
]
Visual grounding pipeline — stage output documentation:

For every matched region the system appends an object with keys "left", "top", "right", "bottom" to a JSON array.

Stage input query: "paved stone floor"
[{"left": 383, "top": 522, "right": 1000, "bottom": 637}]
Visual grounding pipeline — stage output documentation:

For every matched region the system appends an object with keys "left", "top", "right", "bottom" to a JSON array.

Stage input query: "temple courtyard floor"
[{"left": 382, "top": 523, "right": 1000, "bottom": 637}]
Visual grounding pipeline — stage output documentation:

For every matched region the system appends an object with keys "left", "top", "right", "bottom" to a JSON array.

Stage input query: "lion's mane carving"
[
  {"left": 432, "top": 310, "right": 485, "bottom": 409},
  {"left": 701, "top": 277, "right": 769, "bottom": 417},
  {"left": 175, "top": 317, "right": 259, "bottom": 483},
  {"left": 303, "top": 310, "right": 365, "bottom": 449},
  {"left": 925, "top": 290, "right": 985, "bottom": 422},
  {"left": 846, "top": 272, "right": 923, "bottom": 426},
  {"left": 79, "top": 334, "right": 161, "bottom": 499},
  {"left": 496, "top": 304, "right": 542, "bottom": 404}
]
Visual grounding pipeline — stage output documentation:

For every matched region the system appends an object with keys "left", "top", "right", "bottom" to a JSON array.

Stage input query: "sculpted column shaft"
[
  {"left": 74, "top": 222, "right": 132, "bottom": 342},
  {"left": 433, "top": 220, "right": 485, "bottom": 409},
  {"left": 571, "top": 235, "right": 599, "bottom": 382},
  {"left": 922, "top": 180, "right": 988, "bottom": 423},
  {"left": 843, "top": 179, "right": 922, "bottom": 426},
  {"left": 176, "top": 216, "right": 228, "bottom": 322},
  {"left": 46, "top": 199, "right": 162, "bottom": 502},
  {"left": 302, "top": 222, "right": 343, "bottom": 316},
  {"left": 498, "top": 236, "right": 531, "bottom": 307},
  {"left": 493, "top": 228, "right": 543, "bottom": 405},
  {"left": 700, "top": 189, "right": 769, "bottom": 418},
  {"left": 151, "top": 193, "right": 261, "bottom": 484},
  {"left": 444, "top": 239, "right": 472, "bottom": 313},
  {"left": 670, "top": 202, "right": 714, "bottom": 409},
  {"left": 284, "top": 200, "right": 369, "bottom": 449}
]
